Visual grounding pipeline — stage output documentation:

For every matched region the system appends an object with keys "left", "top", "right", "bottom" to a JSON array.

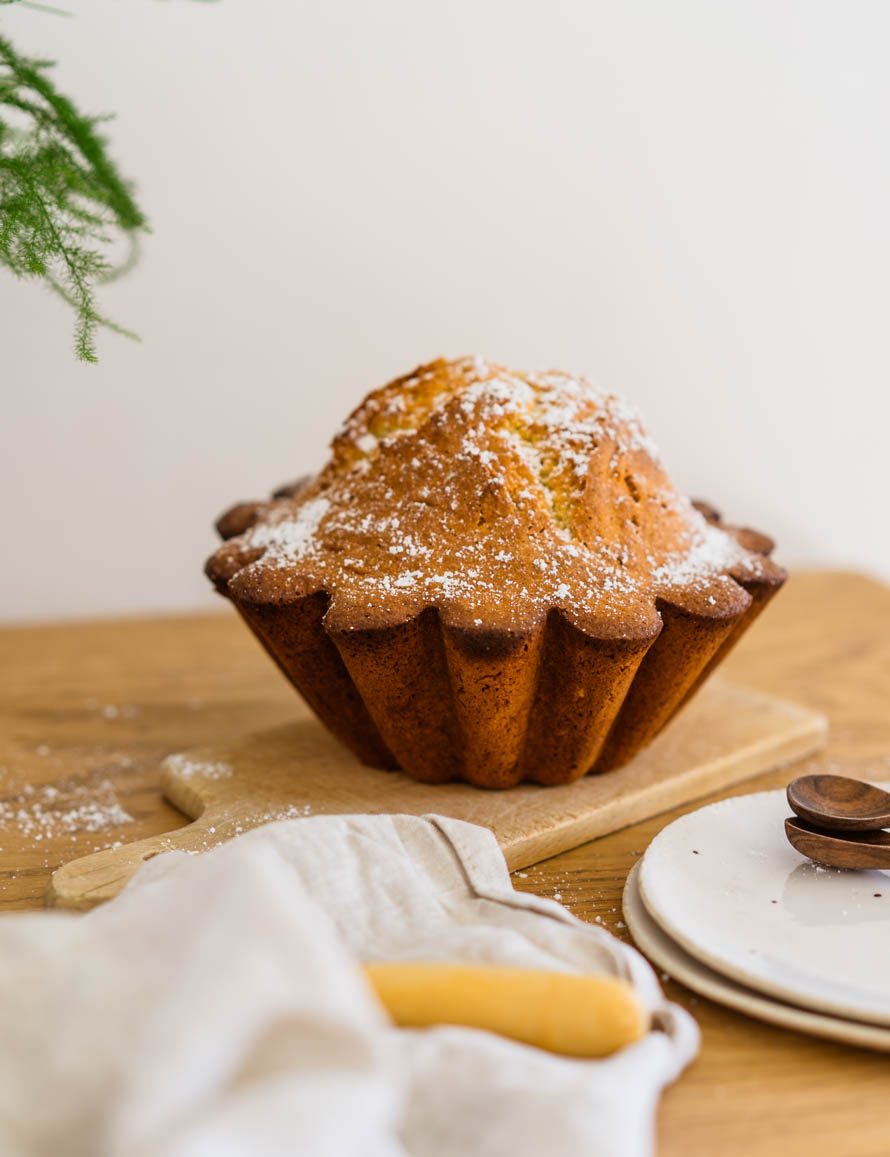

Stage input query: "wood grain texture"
[
  {"left": 47, "top": 679, "right": 826, "bottom": 909},
  {"left": 1, "top": 571, "right": 890, "bottom": 1156}
]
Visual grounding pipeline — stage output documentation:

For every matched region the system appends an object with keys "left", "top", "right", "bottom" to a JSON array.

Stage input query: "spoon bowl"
[
  {"left": 786, "top": 774, "right": 890, "bottom": 832},
  {"left": 785, "top": 817, "right": 890, "bottom": 871}
]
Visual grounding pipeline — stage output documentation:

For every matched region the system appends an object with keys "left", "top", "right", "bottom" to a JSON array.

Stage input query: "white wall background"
[{"left": 1, "top": 0, "right": 888, "bottom": 623}]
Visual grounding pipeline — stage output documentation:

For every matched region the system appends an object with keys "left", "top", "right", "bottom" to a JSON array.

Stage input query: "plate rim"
[
  {"left": 623, "top": 861, "right": 890, "bottom": 1051},
  {"left": 637, "top": 785, "right": 890, "bottom": 1027}
]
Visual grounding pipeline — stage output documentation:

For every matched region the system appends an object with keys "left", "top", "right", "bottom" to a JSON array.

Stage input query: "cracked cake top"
[{"left": 206, "top": 357, "right": 781, "bottom": 638}]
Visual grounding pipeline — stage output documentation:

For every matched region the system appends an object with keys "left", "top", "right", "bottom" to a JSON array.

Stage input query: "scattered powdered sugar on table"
[
  {"left": 83, "top": 698, "right": 140, "bottom": 721},
  {"left": 259, "top": 803, "right": 314, "bottom": 821},
  {"left": 162, "top": 753, "right": 233, "bottom": 780},
  {"left": 0, "top": 779, "right": 134, "bottom": 842}
]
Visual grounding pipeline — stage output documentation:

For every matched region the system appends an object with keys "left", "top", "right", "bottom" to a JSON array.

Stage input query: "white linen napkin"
[{"left": 0, "top": 814, "right": 697, "bottom": 1157}]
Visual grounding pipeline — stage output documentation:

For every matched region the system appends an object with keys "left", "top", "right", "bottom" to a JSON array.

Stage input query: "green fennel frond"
[{"left": 0, "top": 33, "right": 148, "bottom": 361}]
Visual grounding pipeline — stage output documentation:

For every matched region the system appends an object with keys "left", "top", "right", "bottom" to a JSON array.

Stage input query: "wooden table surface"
[{"left": 2, "top": 571, "right": 889, "bottom": 1155}]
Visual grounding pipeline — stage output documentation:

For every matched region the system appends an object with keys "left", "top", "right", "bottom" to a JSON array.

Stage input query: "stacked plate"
[{"left": 622, "top": 785, "right": 890, "bottom": 1050}]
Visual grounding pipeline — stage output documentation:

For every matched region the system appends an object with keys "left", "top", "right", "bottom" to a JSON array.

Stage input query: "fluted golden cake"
[{"left": 206, "top": 357, "right": 785, "bottom": 787}]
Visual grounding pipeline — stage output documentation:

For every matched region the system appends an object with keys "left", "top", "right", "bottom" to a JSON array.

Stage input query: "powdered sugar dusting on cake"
[
  {"left": 210, "top": 358, "right": 774, "bottom": 631},
  {"left": 650, "top": 499, "right": 749, "bottom": 589},
  {"left": 247, "top": 496, "right": 330, "bottom": 566}
]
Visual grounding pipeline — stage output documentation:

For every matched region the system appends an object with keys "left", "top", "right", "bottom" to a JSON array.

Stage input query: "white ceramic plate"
[
  {"left": 623, "top": 862, "right": 890, "bottom": 1051},
  {"left": 637, "top": 785, "right": 890, "bottom": 1026}
]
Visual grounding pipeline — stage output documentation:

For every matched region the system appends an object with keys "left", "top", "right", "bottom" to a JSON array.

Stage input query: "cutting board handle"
[
  {"left": 48, "top": 816, "right": 221, "bottom": 910},
  {"left": 47, "top": 681, "right": 827, "bottom": 911}
]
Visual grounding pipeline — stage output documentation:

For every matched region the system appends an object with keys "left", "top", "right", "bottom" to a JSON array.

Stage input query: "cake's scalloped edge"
[
  {"left": 215, "top": 570, "right": 783, "bottom": 788},
  {"left": 206, "top": 489, "right": 786, "bottom": 787}
]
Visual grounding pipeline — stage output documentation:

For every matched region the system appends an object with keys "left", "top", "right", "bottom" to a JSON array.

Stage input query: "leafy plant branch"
[{"left": 0, "top": 30, "right": 148, "bottom": 361}]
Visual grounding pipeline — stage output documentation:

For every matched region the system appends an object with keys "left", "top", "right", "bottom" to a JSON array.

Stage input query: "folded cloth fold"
[{"left": 0, "top": 814, "right": 697, "bottom": 1157}]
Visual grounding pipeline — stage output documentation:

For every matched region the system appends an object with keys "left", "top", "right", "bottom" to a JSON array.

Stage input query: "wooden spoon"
[
  {"left": 785, "top": 817, "right": 890, "bottom": 870},
  {"left": 786, "top": 774, "right": 890, "bottom": 832}
]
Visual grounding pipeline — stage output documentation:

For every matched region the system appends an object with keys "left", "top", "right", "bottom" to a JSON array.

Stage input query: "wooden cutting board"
[{"left": 49, "top": 679, "right": 826, "bottom": 910}]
